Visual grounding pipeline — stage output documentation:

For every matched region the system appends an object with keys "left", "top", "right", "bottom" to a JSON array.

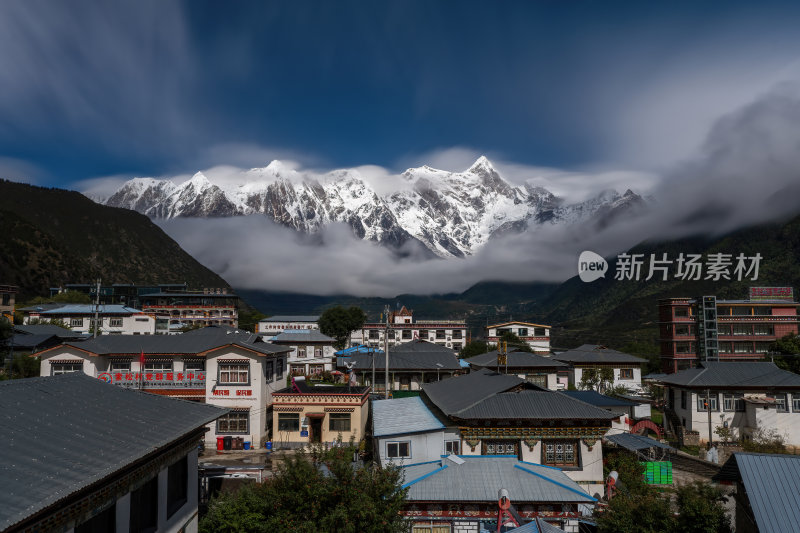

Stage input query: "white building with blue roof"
[
  {"left": 23, "top": 303, "right": 157, "bottom": 335},
  {"left": 372, "top": 396, "right": 461, "bottom": 466}
]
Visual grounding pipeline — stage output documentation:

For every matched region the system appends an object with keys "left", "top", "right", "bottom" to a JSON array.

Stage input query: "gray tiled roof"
[
  {"left": 339, "top": 342, "right": 461, "bottom": 371},
  {"left": 0, "top": 373, "right": 228, "bottom": 531},
  {"left": 8, "top": 334, "right": 59, "bottom": 350},
  {"left": 373, "top": 397, "right": 446, "bottom": 437},
  {"left": 559, "top": 390, "right": 637, "bottom": 408},
  {"left": 467, "top": 350, "right": 567, "bottom": 369},
  {"left": 35, "top": 332, "right": 292, "bottom": 357},
  {"left": 713, "top": 453, "right": 800, "bottom": 533},
  {"left": 262, "top": 315, "right": 320, "bottom": 322},
  {"left": 271, "top": 330, "right": 334, "bottom": 343},
  {"left": 401, "top": 456, "right": 595, "bottom": 503},
  {"left": 14, "top": 324, "right": 87, "bottom": 339},
  {"left": 552, "top": 344, "right": 646, "bottom": 364},
  {"left": 655, "top": 362, "right": 800, "bottom": 389},
  {"left": 422, "top": 368, "right": 523, "bottom": 415}
]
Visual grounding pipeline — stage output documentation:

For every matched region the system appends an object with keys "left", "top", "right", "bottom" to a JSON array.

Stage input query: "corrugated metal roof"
[
  {"left": 0, "top": 373, "right": 228, "bottom": 531},
  {"left": 656, "top": 362, "right": 800, "bottom": 388},
  {"left": 14, "top": 324, "right": 87, "bottom": 339},
  {"left": 338, "top": 344, "right": 461, "bottom": 371},
  {"left": 372, "top": 397, "right": 445, "bottom": 437},
  {"left": 262, "top": 315, "right": 320, "bottom": 322},
  {"left": 559, "top": 391, "right": 637, "bottom": 408},
  {"left": 8, "top": 334, "right": 59, "bottom": 349},
  {"left": 551, "top": 344, "right": 646, "bottom": 364},
  {"left": 605, "top": 433, "right": 673, "bottom": 452},
  {"left": 34, "top": 332, "right": 292, "bottom": 357},
  {"left": 401, "top": 456, "right": 595, "bottom": 503},
  {"left": 713, "top": 453, "right": 800, "bottom": 533},
  {"left": 467, "top": 351, "right": 567, "bottom": 369},
  {"left": 271, "top": 330, "right": 334, "bottom": 343},
  {"left": 456, "top": 390, "right": 616, "bottom": 420},
  {"left": 39, "top": 304, "right": 145, "bottom": 315},
  {"left": 422, "top": 368, "right": 523, "bottom": 415}
]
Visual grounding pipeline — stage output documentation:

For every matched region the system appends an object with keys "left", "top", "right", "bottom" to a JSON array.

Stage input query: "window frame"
[
  {"left": 697, "top": 392, "right": 720, "bottom": 412},
  {"left": 108, "top": 317, "right": 124, "bottom": 328},
  {"left": 444, "top": 440, "right": 460, "bottom": 455},
  {"left": 166, "top": 455, "right": 188, "bottom": 519},
  {"left": 774, "top": 393, "right": 789, "bottom": 413},
  {"left": 387, "top": 441, "right": 411, "bottom": 458},
  {"left": 217, "top": 411, "right": 249, "bottom": 434},
  {"left": 328, "top": 412, "right": 351, "bottom": 432},
  {"left": 70, "top": 318, "right": 84, "bottom": 328},
  {"left": 51, "top": 362, "right": 82, "bottom": 375},
  {"left": 218, "top": 362, "right": 250, "bottom": 385},
  {"left": 277, "top": 413, "right": 300, "bottom": 432},
  {"left": 723, "top": 393, "right": 745, "bottom": 412},
  {"left": 265, "top": 361, "right": 274, "bottom": 382},
  {"left": 542, "top": 440, "right": 579, "bottom": 467},
  {"left": 619, "top": 368, "right": 634, "bottom": 380},
  {"left": 129, "top": 476, "right": 158, "bottom": 533},
  {"left": 792, "top": 394, "right": 800, "bottom": 413}
]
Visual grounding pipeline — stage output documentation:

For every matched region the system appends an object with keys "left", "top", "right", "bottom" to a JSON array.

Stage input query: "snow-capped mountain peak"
[{"left": 102, "top": 157, "right": 650, "bottom": 257}]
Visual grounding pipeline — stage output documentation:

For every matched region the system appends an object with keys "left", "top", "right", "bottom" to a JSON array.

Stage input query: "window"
[
  {"left": 436, "top": 330, "right": 445, "bottom": 339},
  {"left": 329, "top": 413, "right": 351, "bottom": 432},
  {"left": 219, "top": 363, "right": 249, "bottom": 384},
  {"left": 754, "top": 324, "right": 774, "bottom": 336},
  {"left": 719, "top": 342, "right": 732, "bottom": 354},
  {"left": 402, "top": 329, "right": 412, "bottom": 339},
  {"left": 675, "top": 324, "right": 692, "bottom": 336},
  {"left": 1, "top": 294, "right": 8, "bottom": 306},
  {"left": 75, "top": 504, "right": 116, "bottom": 533},
  {"left": 534, "top": 327, "right": 547, "bottom": 336},
  {"left": 314, "top": 346, "right": 323, "bottom": 357},
  {"left": 680, "top": 390, "right": 687, "bottom": 410},
  {"left": 387, "top": 441, "right": 411, "bottom": 458},
  {"left": 167, "top": 455, "right": 188, "bottom": 518},
  {"left": 297, "top": 347, "right": 307, "bottom": 358},
  {"left": 717, "top": 324, "right": 732, "bottom": 336},
  {"left": 792, "top": 394, "right": 800, "bottom": 412},
  {"left": 412, "top": 524, "right": 451, "bottom": 533},
  {"left": 452, "top": 342, "right": 462, "bottom": 351},
  {"left": 129, "top": 476, "right": 158, "bottom": 533},
  {"left": 266, "top": 361, "right": 274, "bottom": 381},
  {"left": 184, "top": 359, "right": 205, "bottom": 371},
  {"left": 217, "top": 411, "right": 249, "bottom": 433},
  {"left": 369, "top": 330, "right": 379, "bottom": 340},
  {"left": 51, "top": 362, "right": 82, "bottom": 375},
  {"left": 674, "top": 308, "right": 689, "bottom": 318},
  {"left": 774, "top": 393, "right": 788, "bottom": 412},
  {"left": 697, "top": 393, "right": 719, "bottom": 412},
  {"left": 754, "top": 343, "right": 770, "bottom": 354},
  {"left": 484, "top": 440, "right": 517, "bottom": 455},
  {"left": 619, "top": 368, "right": 634, "bottom": 380},
  {"left": 110, "top": 360, "right": 131, "bottom": 372},
  {"left": 734, "top": 342, "right": 753, "bottom": 354},
  {"left": 387, "top": 330, "right": 395, "bottom": 339},
  {"left": 543, "top": 441, "right": 578, "bottom": 466},
  {"left": 109, "top": 317, "right": 123, "bottom": 327},
  {"left": 676, "top": 342, "right": 694, "bottom": 354},
  {"left": 278, "top": 413, "right": 300, "bottom": 431},
  {"left": 144, "top": 361, "right": 172, "bottom": 372},
  {"left": 525, "top": 374, "right": 547, "bottom": 388},
  {"left": 452, "top": 330, "right": 462, "bottom": 339},
  {"left": 419, "top": 329, "right": 428, "bottom": 339},
  {"left": 723, "top": 393, "right": 745, "bottom": 412},
  {"left": 310, "top": 364, "right": 324, "bottom": 374},
  {"left": 70, "top": 318, "right": 83, "bottom": 327},
  {"left": 445, "top": 440, "right": 460, "bottom": 455},
  {"left": 277, "top": 358, "right": 284, "bottom": 379},
  {"left": 517, "top": 328, "right": 528, "bottom": 337},
  {"left": 732, "top": 324, "right": 752, "bottom": 336}
]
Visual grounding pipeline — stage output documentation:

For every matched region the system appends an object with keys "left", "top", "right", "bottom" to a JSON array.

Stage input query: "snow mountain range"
[{"left": 101, "top": 156, "right": 649, "bottom": 257}]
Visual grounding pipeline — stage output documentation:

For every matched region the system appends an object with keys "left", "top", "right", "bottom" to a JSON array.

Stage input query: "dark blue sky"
[{"left": 1, "top": 0, "right": 800, "bottom": 187}]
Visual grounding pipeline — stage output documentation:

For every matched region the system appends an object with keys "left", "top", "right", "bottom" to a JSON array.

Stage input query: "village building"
[
  {"left": 713, "top": 452, "right": 800, "bottom": 533},
  {"left": 270, "top": 377, "right": 370, "bottom": 449},
  {"left": 351, "top": 306, "right": 468, "bottom": 351},
  {"left": 559, "top": 390, "right": 641, "bottom": 435},
  {"left": 138, "top": 289, "right": 239, "bottom": 330},
  {"left": 20, "top": 303, "right": 159, "bottom": 335},
  {"left": 399, "top": 455, "right": 595, "bottom": 533},
  {"left": 0, "top": 283, "right": 17, "bottom": 323},
  {"left": 50, "top": 282, "right": 190, "bottom": 307},
  {"left": 32, "top": 329, "right": 291, "bottom": 449},
  {"left": 658, "top": 287, "right": 799, "bottom": 373},
  {"left": 256, "top": 315, "right": 320, "bottom": 335},
  {"left": 372, "top": 396, "right": 461, "bottom": 467},
  {"left": 0, "top": 372, "right": 227, "bottom": 533},
  {"left": 485, "top": 321, "right": 551, "bottom": 354},
  {"left": 465, "top": 349, "right": 568, "bottom": 389},
  {"left": 551, "top": 344, "right": 647, "bottom": 394},
  {"left": 337, "top": 339, "right": 462, "bottom": 392},
  {"left": 7, "top": 323, "right": 88, "bottom": 355},
  {"left": 421, "top": 368, "right": 615, "bottom": 497},
  {"left": 657, "top": 362, "right": 800, "bottom": 445},
  {"left": 268, "top": 329, "right": 337, "bottom": 376}
]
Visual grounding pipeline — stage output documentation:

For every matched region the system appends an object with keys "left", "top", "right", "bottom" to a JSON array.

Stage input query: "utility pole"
[
  {"left": 93, "top": 279, "right": 101, "bottom": 338},
  {"left": 371, "top": 346, "right": 376, "bottom": 394},
  {"left": 707, "top": 388, "right": 713, "bottom": 446},
  {"left": 384, "top": 304, "right": 390, "bottom": 399}
]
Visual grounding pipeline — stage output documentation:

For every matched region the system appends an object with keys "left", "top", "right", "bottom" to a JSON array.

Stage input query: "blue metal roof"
[
  {"left": 605, "top": 433, "right": 673, "bottom": 452},
  {"left": 714, "top": 453, "right": 800, "bottom": 533},
  {"left": 335, "top": 344, "right": 383, "bottom": 356},
  {"left": 372, "top": 396, "right": 445, "bottom": 437},
  {"left": 39, "top": 304, "right": 144, "bottom": 315}
]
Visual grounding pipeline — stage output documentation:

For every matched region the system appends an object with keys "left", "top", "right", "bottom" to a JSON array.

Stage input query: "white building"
[
  {"left": 372, "top": 396, "right": 461, "bottom": 467},
  {"left": 256, "top": 315, "right": 320, "bottom": 336},
  {"left": 351, "top": 306, "right": 468, "bottom": 351},
  {"left": 659, "top": 362, "right": 800, "bottom": 445},
  {"left": 465, "top": 349, "right": 569, "bottom": 390},
  {"left": 22, "top": 304, "right": 157, "bottom": 335},
  {"left": 0, "top": 372, "right": 227, "bottom": 533},
  {"left": 485, "top": 321, "right": 551, "bottom": 354},
  {"left": 32, "top": 329, "right": 292, "bottom": 449},
  {"left": 552, "top": 344, "right": 647, "bottom": 394},
  {"left": 268, "top": 329, "right": 337, "bottom": 376}
]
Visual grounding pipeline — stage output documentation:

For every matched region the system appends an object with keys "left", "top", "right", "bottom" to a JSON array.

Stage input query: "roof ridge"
[{"left": 512, "top": 464, "right": 596, "bottom": 501}]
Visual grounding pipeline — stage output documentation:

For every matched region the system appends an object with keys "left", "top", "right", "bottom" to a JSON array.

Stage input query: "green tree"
[
  {"left": 25, "top": 318, "right": 71, "bottom": 330},
  {"left": 459, "top": 340, "right": 490, "bottom": 358},
  {"left": 770, "top": 333, "right": 800, "bottom": 374},
  {"left": 238, "top": 309, "right": 267, "bottom": 333},
  {"left": 318, "top": 306, "right": 367, "bottom": 350},
  {"left": 596, "top": 490, "right": 675, "bottom": 533},
  {"left": 0, "top": 352, "right": 40, "bottom": 380},
  {"left": 741, "top": 427, "right": 789, "bottom": 454},
  {"left": 579, "top": 367, "right": 615, "bottom": 393},
  {"left": 200, "top": 444, "right": 409, "bottom": 533},
  {"left": 674, "top": 482, "right": 731, "bottom": 533},
  {"left": 498, "top": 331, "right": 533, "bottom": 353}
]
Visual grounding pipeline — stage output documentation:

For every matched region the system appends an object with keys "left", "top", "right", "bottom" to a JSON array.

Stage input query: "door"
[{"left": 310, "top": 417, "right": 322, "bottom": 443}]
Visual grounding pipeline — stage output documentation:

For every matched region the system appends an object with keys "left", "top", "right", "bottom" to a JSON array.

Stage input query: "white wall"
[
  {"left": 284, "top": 344, "right": 336, "bottom": 373},
  {"left": 27, "top": 313, "right": 155, "bottom": 335},
  {"left": 571, "top": 366, "right": 643, "bottom": 393}
]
